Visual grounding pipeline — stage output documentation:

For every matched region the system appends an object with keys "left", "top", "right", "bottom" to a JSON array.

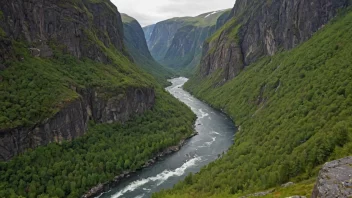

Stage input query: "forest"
[
  {"left": 154, "top": 8, "right": 352, "bottom": 198},
  {"left": 0, "top": 88, "right": 196, "bottom": 198}
]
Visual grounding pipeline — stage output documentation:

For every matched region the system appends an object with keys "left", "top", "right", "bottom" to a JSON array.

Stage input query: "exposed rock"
[
  {"left": 240, "top": 189, "right": 275, "bottom": 198},
  {"left": 122, "top": 14, "right": 173, "bottom": 85},
  {"left": 147, "top": 18, "right": 188, "bottom": 61},
  {"left": 0, "top": 0, "right": 124, "bottom": 63},
  {"left": 122, "top": 14, "right": 155, "bottom": 61},
  {"left": 38, "top": 43, "right": 53, "bottom": 58},
  {"left": 199, "top": 0, "right": 350, "bottom": 82},
  {"left": 0, "top": 0, "right": 159, "bottom": 162},
  {"left": 0, "top": 87, "right": 155, "bottom": 161},
  {"left": 312, "top": 156, "right": 352, "bottom": 198},
  {"left": 143, "top": 24, "right": 155, "bottom": 43},
  {"left": 147, "top": 10, "right": 230, "bottom": 70},
  {"left": 29, "top": 48, "right": 41, "bottom": 57},
  {"left": 281, "top": 182, "right": 295, "bottom": 188}
]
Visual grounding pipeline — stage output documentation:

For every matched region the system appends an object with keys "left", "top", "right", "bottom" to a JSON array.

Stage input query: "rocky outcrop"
[
  {"left": 0, "top": 0, "right": 124, "bottom": 63},
  {"left": 312, "top": 156, "right": 352, "bottom": 198},
  {"left": 199, "top": 0, "right": 350, "bottom": 82},
  {"left": 0, "top": 87, "right": 155, "bottom": 161},
  {"left": 200, "top": 23, "right": 244, "bottom": 82}
]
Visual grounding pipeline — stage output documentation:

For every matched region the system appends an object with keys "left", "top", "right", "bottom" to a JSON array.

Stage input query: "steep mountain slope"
[
  {"left": 0, "top": 0, "right": 196, "bottom": 197},
  {"left": 199, "top": 0, "right": 350, "bottom": 83},
  {"left": 155, "top": 4, "right": 352, "bottom": 198},
  {"left": 0, "top": 0, "right": 154, "bottom": 161},
  {"left": 147, "top": 10, "right": 231, "bottom": 73},
  {"left": 143, "top": 24, "right": 155, "bottom": 44},
  {"left": 121, "top": 14, "right": 174, "bottom": 86}
]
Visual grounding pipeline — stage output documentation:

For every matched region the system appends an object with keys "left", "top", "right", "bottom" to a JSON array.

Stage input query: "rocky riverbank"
[{"left": 82, "top": 131, "right": 198, "bottom": 198}]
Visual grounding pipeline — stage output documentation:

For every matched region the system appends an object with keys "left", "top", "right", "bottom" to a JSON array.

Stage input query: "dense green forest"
[
  {"left": 0, "top": 88, "right": 196, "bottom": 197},
  {"left": 154, "top": 9, "right": 352, "bottom": 198}
]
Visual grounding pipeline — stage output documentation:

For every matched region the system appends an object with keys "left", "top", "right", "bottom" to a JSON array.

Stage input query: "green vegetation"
[
  {"left": 122, "top": 14, "right": 175, "bottom": 86},
  {"left": 0, "top": 40, "right": 153, "bottom": 130},
  {"left": 0, "top": 1, "right": 197, "bottom": 198},
  {"left": 0, "top": 89, "right": 196, "bottom": 198},
  {"left": 154, "top": 9, "right": 352, "bottom": 198}
]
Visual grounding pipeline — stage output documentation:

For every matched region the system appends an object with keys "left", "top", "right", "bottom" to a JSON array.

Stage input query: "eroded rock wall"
[
  {"left": 0, "top": 87, "right": 155, "bottom": 161},
  {"left": 200, "top": 0, "right": 350, "bottom": 82}
]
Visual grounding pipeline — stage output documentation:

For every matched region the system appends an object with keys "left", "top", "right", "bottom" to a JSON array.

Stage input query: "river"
[{"left": 99, "top": 77, "right": 236, "bottom": 198}]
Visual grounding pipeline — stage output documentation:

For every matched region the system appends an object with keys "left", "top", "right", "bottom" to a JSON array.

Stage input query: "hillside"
[
  {"left": 143, "top": 24, "right": 155, "bottom": 44},
  {"left": 121, "top": 14, "right": 174, "bottom": 86},
  {"left": 154, "top": 3, "right": 352, "bottom": 198},
  {"left": 198, "top": 0, "right": 349, "bottom": 83},
  {"left": 146, "top": 10, "right": 231, "bottom": 74},
  {"left": 0, "top": 0, "right": 196, "bottom": 197}
]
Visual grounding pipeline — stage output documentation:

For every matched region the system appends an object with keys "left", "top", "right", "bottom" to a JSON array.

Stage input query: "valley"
[
  {"left": 98, "top": 77, "right": 235, "bottom": 198},
  {"left": 0, "top": 0, "right": 351, "bottom": 197}
]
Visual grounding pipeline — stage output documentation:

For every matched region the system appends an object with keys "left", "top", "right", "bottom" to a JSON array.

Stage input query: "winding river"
[{"left": 99, "top": 77, "right": 236, "bottom": 198}]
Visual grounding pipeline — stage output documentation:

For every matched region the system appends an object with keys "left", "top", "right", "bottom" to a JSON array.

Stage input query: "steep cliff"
[
  {"left": 122, "top": 14, "right": 173, "bottom": 86},
  {"left": 161, "top": 10, "right": 231, "bottom": 72},
  {"left": 0, "top": 0, "right": 157, "bottom": 161},
  {"left": 147, "top": 17, "right": 189, "bottom": 61},
  {"left": 198, "top": 0, "right": 350, "bottom": 82},
  {"left": 143, "top": 24, "right": 155, "bottom": 44},
  {"left": 147, "top": 10, "right": 230, "bottom": 73}
]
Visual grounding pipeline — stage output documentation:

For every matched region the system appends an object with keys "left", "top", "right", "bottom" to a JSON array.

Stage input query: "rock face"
[
  {"left": 0, "top": 0, "right": 124, "bottom": 63},
  {"left": 162, "top": 25, "right": 217, "bottom": 69},
  {"left": 147, "top": 10, "right": 230, "bottom": 70},
  {"left": 122, "top": 14, "right": 155, "bottom": 61},
  {"left": 147, "top": 18, "right": 188, "bottom": 61},
  {"left": 312, "top": 156, "right": 352, "bottom": 198},
  {"left": 143, "top": 24, "right": 155, "bottom": 44},
  {"left": 199, "top": 0, "right": 350, "bottom": 82},
  {"left": 121, "top": 14, "right": 173, "bottom": 85},
  {"left": 0, "top": 87, "right": 155, "bottom": 161},
  {"left": 0, "top": 0, "right": 156, "bottom": 161}
]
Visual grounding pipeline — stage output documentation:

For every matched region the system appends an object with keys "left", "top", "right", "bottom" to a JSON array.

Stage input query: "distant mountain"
[
  {"left": 121, "top": 14, "right": 174, "bottom": 86},
  {"left": 143, "top": 24, "right": 155, "bottom": 44},
  {"left": 146, "top": 9, "right": 231, "bottom": 74}
]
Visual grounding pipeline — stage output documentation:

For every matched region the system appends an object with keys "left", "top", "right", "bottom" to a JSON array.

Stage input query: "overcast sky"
[{"left": 111, "top": 0, "right": 235, "bottom": 27}]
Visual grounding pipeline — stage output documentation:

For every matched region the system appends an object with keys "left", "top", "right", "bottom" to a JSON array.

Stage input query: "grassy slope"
[
  {"left": 154, "top": 9, "right": 352, "bottom": 198},
  {"left": 121, "top": 14, "right": 175, "bottom": 86}
]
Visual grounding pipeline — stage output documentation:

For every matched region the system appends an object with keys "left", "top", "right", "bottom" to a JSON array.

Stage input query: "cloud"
[{"left": 111, "top": 0, "right": 235, "bottom": 26}]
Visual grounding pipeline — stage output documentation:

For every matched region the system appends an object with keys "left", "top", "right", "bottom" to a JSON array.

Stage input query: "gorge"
[{"left": 0, "top": 0, "right": 352, "bottom": 197}]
